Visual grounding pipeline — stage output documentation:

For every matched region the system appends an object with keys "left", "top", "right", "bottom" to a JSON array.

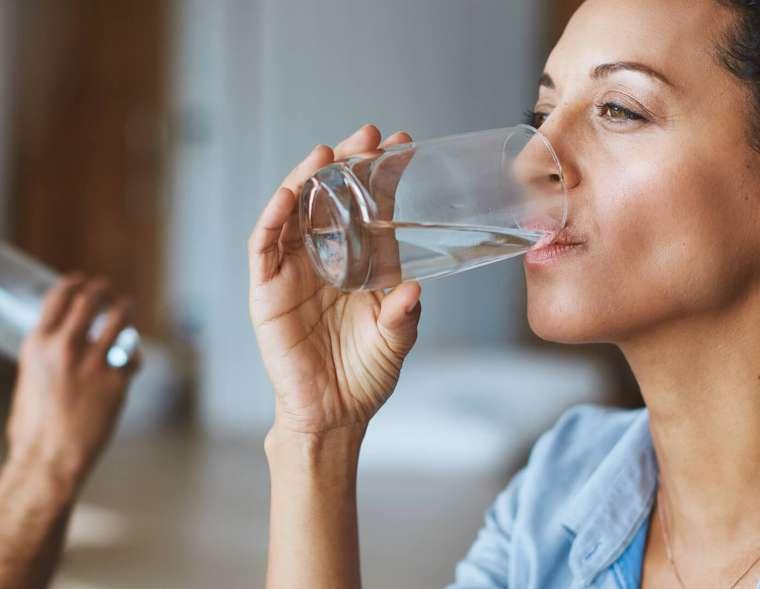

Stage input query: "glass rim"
[{"left": 513, "top": 124, "right": 568, "bottom": 231}]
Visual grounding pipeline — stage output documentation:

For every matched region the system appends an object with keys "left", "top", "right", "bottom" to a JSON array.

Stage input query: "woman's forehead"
[{"left": 544, "top": 0, "right": 736, "bottom": 88}]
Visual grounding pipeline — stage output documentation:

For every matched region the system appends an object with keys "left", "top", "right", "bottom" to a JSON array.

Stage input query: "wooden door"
[{"left": 9, "top": 0, "right": 170, "bottom": 337}]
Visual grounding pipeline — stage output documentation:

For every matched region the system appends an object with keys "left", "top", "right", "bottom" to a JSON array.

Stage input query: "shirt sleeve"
[{"left": 445, "top": 468, "right": 526, "bottom": 589}]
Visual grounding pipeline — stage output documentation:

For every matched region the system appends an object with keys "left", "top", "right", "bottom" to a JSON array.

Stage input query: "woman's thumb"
[{"left": 376, "top": 282, "right": 422, "bottom": 356}]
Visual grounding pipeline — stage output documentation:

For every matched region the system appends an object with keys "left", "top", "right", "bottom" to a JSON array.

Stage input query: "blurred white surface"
[
  {"left": 53, "top": 428, "right": 504, "bottom": 589},
  {"left": 362, "top": 345, "right": 619, "bottom": 474},
  {"left": 65, "top": 504, "right": 129, "bottom": 551}
]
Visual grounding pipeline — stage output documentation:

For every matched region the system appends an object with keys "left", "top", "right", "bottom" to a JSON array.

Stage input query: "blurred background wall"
[
  {"left": 180, "top": 0, "right": 551, "bottom": 431},
  {"left": 0, "top": 0, "right": 15, "bottom": 240}
]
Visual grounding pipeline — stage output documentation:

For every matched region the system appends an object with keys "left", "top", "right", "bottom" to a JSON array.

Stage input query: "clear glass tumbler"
[
  {"left": 0, "top": 243, "right": 140, "bottom": 368},
  {"left": 300, "top": 125, "right": 567, "bottom": 292}
]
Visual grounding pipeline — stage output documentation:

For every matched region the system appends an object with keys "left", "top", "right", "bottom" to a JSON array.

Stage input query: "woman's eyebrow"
[
  {"left": 591, "top": 61, "right": 675, "bottom": 87},
  {"left": 538, "top": 62, "right": 675, "bottom": 91}
]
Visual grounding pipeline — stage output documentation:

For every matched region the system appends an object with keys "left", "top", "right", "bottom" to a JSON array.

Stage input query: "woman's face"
[{"left": 524, "top": 0, "right": 760, "bottom": 345}]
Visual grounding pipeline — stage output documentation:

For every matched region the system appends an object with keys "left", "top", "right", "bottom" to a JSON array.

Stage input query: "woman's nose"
[
  {"left": 510, "top": 122, "right": 581, "bottom": 226},
  {"left": 512, "top": 127, "right": 580, "bottom": 188},
  {"left": 509, "top": 128, "right": 574, "bottom": 230},
  {"left": 530, "top": 115, "right": 581, "bottom": 193},
  {"left": 511, "top": 133, "right": 564, "bottom": 194}
]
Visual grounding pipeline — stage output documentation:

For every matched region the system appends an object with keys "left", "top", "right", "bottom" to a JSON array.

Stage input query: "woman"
[{"left": 248, "top": 0, "right": 760, "bottom": 586}]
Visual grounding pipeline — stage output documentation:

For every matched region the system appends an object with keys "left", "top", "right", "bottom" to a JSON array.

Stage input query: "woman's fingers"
[
  {"left": 374, "top": 129, "right": 414, "bottom": 205},
  {"left": 376, "top": 281, "right": 422, "bottom": 357},
  {"left": 380, "top": 131, "right": 413, "bottom": 148},
  {"left": 91, "top": 298, "right": 132, "bottom": 358},
  {"left": 89, "top": 298, "right": 141, "bottom": 377},
  {"left": 36, "top": 274, "right": 86, "bottom": 334},
  {"left": 249, "top": 145, "right": 335, "bottom": 283},
  {"left": 249, "top": 187, "right": 300, "bottom": 284},
  {"left": 60, "top": 278, "right": 111, "bottom": 344},
  {"left": 281, "top": 144, "right": 334, "bottom": 195},
  {"left": 334, "top": 124, "right": 382, "bottom": 160},
  {"left": 249, "top": 126, "right": 405, "bottom": 285}
]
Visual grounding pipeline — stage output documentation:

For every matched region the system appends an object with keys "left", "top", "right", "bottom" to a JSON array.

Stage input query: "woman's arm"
[
  {"left": 266, "top": 426, "right": 365, "bottom": 589},
  {"left": 0, "top": 275, "right": 138, "bottom": 588},
  {"left": 248, "top": 125, "right": 422, "bottom": 589},
  {"left": 0, "top": 457, "right": 75, "bottom": 589}
]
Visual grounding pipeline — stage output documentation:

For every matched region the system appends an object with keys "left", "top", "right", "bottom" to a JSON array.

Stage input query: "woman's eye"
[
  {"left": 524, "top": 102, "right": 646, "bottom": 129},
  {"left": 596, "top": 102, "right": 645, "bottom": 123},
  {"left": 524, "top": 109, "right": 549, "bottom": 128}
]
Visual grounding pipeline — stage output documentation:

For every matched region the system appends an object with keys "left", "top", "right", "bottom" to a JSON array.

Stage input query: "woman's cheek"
[
  {"left": 556, "top": 164, "right": 685, "bottom": 337},
  {"left": 599, "top": 157, "right": 740, "bottom": 316}
]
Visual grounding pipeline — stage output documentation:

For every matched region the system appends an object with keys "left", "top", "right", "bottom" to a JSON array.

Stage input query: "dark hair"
[{"left": 716, "top": 1, "right": 760, "bottom": 151}]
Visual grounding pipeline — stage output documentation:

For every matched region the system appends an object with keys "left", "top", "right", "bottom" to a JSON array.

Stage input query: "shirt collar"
[{"left": 559, "top": 408, "right": 658, "bottom": 586}]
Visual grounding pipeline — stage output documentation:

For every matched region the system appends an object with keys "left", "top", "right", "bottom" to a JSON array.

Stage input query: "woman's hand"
[
  {"left": 6, "top": 274, "right": 139, "bottom": 488},
  {"left": 248, "top": 124, "right": 422, "bottom": 437},
  {"left": 0, "top": 274, "right": 138, "bottom": 589},
  {"left": 250, "top": 126, "right": 421, "bottom": 589}
]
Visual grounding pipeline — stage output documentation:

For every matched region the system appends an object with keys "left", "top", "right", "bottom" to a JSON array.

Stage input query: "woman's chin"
[{"left": 526, "top": 297, "right": 604, "bottom": 345}]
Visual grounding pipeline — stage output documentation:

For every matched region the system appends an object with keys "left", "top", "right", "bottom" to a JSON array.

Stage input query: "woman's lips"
[{"left": 525, "top": 226, "right": 587, "bottom": 266}]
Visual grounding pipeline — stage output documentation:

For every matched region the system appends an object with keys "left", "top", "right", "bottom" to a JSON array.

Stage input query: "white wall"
[{"left": 171, "top": 0, "right": 548, "bottom": 433}]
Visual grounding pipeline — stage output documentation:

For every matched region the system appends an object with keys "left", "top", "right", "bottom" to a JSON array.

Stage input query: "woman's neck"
[{"left": 621, "top": 290, "right": 760, "bottom": 549}]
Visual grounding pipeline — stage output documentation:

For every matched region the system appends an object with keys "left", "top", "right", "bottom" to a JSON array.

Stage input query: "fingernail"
[{"left": 405, "top": 302, "right": 419, "bottom": 315}]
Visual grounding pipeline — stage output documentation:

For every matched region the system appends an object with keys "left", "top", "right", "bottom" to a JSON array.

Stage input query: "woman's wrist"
[
  {"left": 0, "top": 453, "right": 78, "bottom": 511},
  {"left": 265, "top": 423, "right": 366, "bottom": 482},
  {"left": 265, "top": 423, "right": 366, "bottom": 589},
  {"left": 6, "top": 442, "right": 87, "bottom": 496}
]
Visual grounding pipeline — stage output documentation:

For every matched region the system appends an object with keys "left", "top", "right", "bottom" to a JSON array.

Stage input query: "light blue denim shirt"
[
  {"left": 448, "top": 404, "right": 760, "bottom": 588},
  {"left": 448, "top": 404, "right": 656, "bottom": 589}
]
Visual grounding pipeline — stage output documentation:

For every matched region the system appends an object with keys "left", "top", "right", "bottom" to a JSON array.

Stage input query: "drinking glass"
[{"left": 299, "top": 125, "right": 567, "bottom": 292}]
